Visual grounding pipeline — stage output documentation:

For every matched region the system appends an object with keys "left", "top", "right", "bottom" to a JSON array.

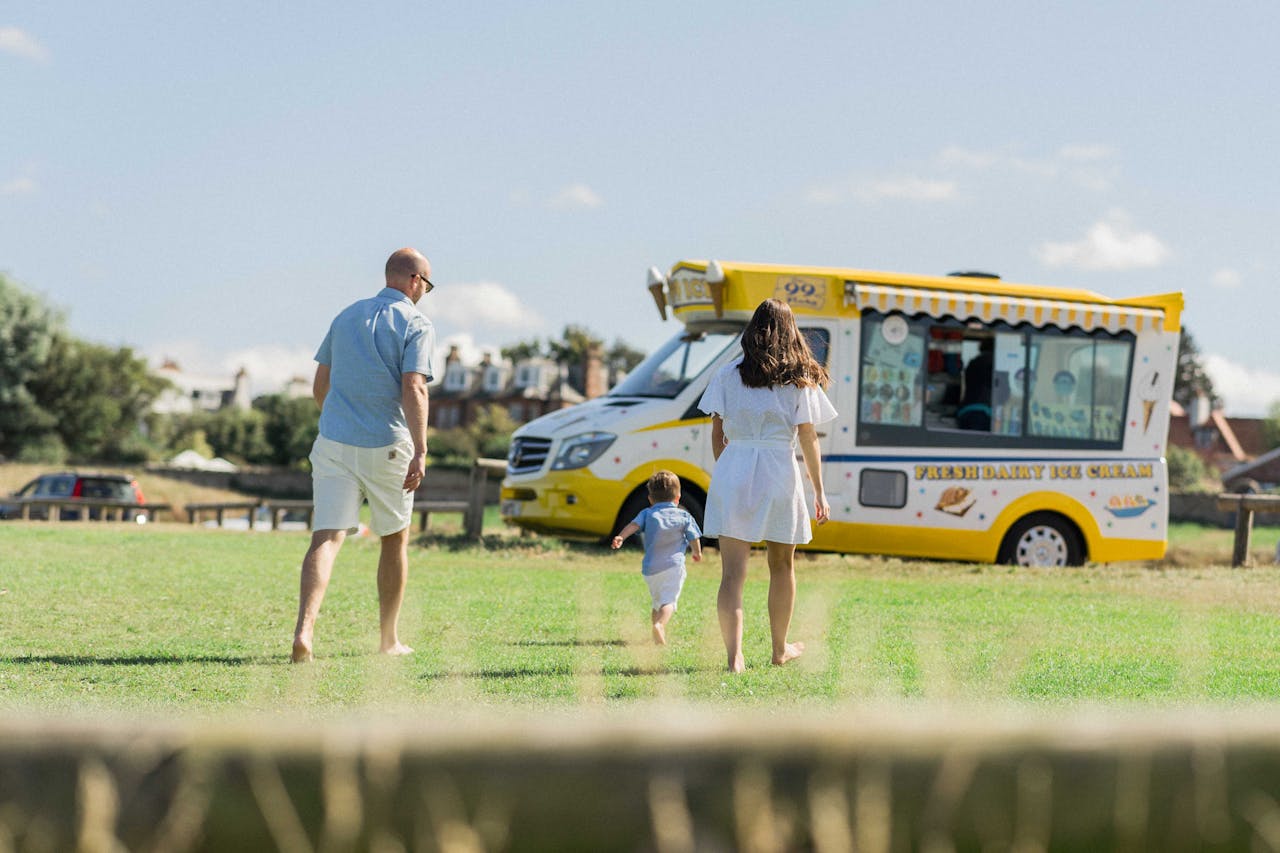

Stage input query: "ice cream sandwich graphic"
[{"left": 935, "top": 486, "right": 977, "bottom": 517}]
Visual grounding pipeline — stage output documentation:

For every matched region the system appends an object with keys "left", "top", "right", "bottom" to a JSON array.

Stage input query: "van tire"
[{"left": 998, "top": 512, "right": 1084, "bottom": 567}]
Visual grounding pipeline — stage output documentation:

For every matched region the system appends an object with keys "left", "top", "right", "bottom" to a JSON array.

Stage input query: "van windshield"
[{"left": 609, "top": 330, "right": 740, "bottom": 399}]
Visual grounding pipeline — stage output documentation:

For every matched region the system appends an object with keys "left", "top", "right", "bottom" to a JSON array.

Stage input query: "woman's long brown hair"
[{"left": 737, "top": 298, "right": 829, "bottom": 389}]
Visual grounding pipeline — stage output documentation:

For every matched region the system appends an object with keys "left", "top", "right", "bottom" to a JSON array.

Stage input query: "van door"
[{"left": 797, "top": 320, "right": 848, "bottom": 512}]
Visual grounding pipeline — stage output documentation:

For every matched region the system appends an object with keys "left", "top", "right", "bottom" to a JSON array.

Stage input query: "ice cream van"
[{"left": 500, "top": 259, "right": 1183, "bottom": 566}]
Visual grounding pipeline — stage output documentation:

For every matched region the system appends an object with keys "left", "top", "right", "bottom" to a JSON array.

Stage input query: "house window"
[
  {"left": 444, "top": 366, "right": 470, "bottom": 392},
  {"left": 516, "top": 365, "right": 539, "bottom": 388},
  {"left": 484, "top": 368, "right": 504, "bottom": 392}
]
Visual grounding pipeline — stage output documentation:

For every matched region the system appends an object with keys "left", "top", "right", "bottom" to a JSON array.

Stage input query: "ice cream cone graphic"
[{"left": 1138, "top": 370, "right": 1162, "bottom": 433}]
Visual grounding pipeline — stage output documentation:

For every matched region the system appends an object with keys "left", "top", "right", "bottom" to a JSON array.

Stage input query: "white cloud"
[
  {"left": 1035, "top": 210, "right": 1170, "bottom": 271},
  {"left": 0, "top": 27, "right": 48, "bottom": 62},
  {"left": 860, "top": 176, "right": 958, "bottom": 201},
  {"left": 1058, "top": 143, "right": 1115, "bottom": 162},
  {"left": 426, "top": 281, "right": 543, "bottom": 331},
  {"left": 547, "top": 183, "right": 603, "bottom": 210},
  {"left": 1, "top": 177, "right": 36, "bottom": 195},
  {"left": 936, "top": 143, "right": 1117, "bottom": 191},
  {"left": 1211, "top": 268, "right": 1242, "bottom": 289},
  {"left": 936, "top": 146, "right": 999, "bottom": 169},
  {"left": 805, "top": 175, "right": 957, "bottom": 204},
  {"left": 148, "top": 342, "right": 316, "bottom": 399},
  {"left": 1204, "top": 353, "right": 1280, "bottom": 417},
  {"left": 436, "top": 332, "right": 501, "bottom": 368}
]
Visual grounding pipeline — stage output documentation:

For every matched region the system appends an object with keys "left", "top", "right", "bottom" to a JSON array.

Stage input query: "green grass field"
[{"left": 5, "top": 522, "right": 1280, "bottom": 717}]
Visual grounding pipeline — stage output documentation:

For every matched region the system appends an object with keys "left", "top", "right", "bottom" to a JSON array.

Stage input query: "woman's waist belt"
[{"left": 726, "top": 438, "right": 795, "bottom": 450}]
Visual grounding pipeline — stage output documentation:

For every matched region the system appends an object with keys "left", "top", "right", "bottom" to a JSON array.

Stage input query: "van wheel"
[
  {"left": 610, "top": 490, "right": 649, "bottom": 545},
  {"left": 998, "top": 512, "right": 1083, "bottom": 567}
]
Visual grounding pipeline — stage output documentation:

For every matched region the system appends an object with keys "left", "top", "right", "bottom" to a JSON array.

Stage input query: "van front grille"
[{"left": 508, "top": 437, "right": 552, "bottom": 474}]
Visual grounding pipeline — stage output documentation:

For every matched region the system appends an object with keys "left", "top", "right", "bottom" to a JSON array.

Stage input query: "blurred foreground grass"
[{"left": 3, "top": 522, "right": 1280, "bottom": 716}]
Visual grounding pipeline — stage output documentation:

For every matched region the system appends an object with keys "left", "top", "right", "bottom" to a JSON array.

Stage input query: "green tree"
[
  {"left": 0, "top": 273, "right": 62, "bottom": 459},
  {"left": 253, "top": 393, "right": 320, "bottom": 467},
  {"left": 1262, "top": 400, "right": 1280, "bottom": 451},
  {"left": 1167, "top": 445, "right": 1210, "bottom": 492},
  {"left": 500, "top": 338, "right": 544, "bottom": 363},
  {"left": 1172, "top": 328, "right": 1220, "bottom": 410},
  {"left": 200, "top": 408, "right": 272, "bottom": 465},
  {"left": 547, "top": 324, "right": 602, "bottom": 366},
  {"left": 606, "top": 339, "right": 645, "bottom": 376},
  {"left": 29, "top": 335, "right": 168, "bottom": 462}
]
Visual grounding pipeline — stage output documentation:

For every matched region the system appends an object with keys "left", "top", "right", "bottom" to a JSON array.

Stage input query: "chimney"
[
  {"left": 1189, "top": 393, "right": 1212, "bottom": 427},
  {"left": 232, "top": 366, "right": 251, "bottom": 411},
  {"left": 583, "top": 343, "right": 607, "bottom": 399}
]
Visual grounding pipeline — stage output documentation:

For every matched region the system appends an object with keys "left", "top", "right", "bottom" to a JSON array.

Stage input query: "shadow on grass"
[
  {"left": 412, "top": 531, "right": 610, "bottom": 556},
  {"left": 0, "top": 652, "right": 362, "bottom": 667},
  {"left": 510, "top": 639, "right": 626, "bottom": 648},
  {"left": 420, "top": 662, "right": 707, "bottom": 681}
]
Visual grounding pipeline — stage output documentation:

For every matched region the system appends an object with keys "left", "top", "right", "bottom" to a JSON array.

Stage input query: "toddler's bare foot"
[
  {"left": 772, "top": 641, "right": 805, "bottom": 666},
  {"left": 727, "top": 652, "right": 745, "bottom": 674},
  {"left": 652, "top": 623, "right": 667, "bottom": 645},
  {"left": 291, "top": 638, "right": 313, "bottom": 664},
  {"left": 380, "top": 642, "right": 414, "bottom": 656}
]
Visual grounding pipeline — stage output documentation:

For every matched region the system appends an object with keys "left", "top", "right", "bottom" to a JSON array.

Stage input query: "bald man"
[{"left": 292, "top": 248, "right": 435, "bottom": 662}]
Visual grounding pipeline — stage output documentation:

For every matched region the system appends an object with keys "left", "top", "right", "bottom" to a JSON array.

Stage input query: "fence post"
[
  {"left": 465, "top": 463, "right": 486, "bottom": 540},
  {"left": 1232, "top": 496, "right": 1254, "bottom": 568}
]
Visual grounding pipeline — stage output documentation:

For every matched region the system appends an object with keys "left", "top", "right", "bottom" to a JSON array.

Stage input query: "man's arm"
[
  {"left": 402, "top": 371, "right": 429, "bottom": 491},
  {"left": 312, "top": 364, "right": 331, "bottom": 409}
]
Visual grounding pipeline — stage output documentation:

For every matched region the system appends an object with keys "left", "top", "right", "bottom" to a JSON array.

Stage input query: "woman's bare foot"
[
  {"left": 727, "top": 652, "right": 745, "bottom": 674},
  {"left": 652, "top": 623, "right": 667, "bottom": 645},
  {"left": 772, "top": 641, "right": 805, "bottom": 666},
  {"left": 291, "top": 638, "right": 313, "bottom": 663},
  {"left": 379, "top": 642, "right": 414, "bottom": 656}
]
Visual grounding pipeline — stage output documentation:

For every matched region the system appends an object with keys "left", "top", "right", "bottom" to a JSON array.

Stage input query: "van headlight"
[{"left": 551, "top": 431, "right": 616, "bottom": 470}]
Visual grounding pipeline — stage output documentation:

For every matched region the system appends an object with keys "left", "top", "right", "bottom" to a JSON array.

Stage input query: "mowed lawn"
[{"left": 4, "top": 522, "right": 1280, "bottom": 715}]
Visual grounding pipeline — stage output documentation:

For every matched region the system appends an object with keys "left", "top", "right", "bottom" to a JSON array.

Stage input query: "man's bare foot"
[
  {"left": 727, "top": 652, "right": 745, "bottom": 674},
  {"left": 291, "top": 638, "right": 313, "bottom": 663},
  {"left": 652, "top": 623, "right": 667, "bottom": 645},
  {"left": 772, "top": 641, "right": 805, "bottom": 666},
  {"left": 379, "top": 642, "right": 414, "bottom": 656}
]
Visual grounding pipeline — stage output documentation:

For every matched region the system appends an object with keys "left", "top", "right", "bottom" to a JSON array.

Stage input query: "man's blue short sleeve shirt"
[
  {"left": 315, "top": 288, "right": 435, "bottom": 447},
  {"left": 632, "top": 502, "right": 702, "bottom": 575}
]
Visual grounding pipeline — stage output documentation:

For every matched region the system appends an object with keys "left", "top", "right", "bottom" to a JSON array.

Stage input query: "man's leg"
[
  {"left": 377, "top": 526, "right": 413, "bottom": 655},
  {"left": 765, "top": 540, "right": 804, "bottom": 665},
  {"left": 292, "top": 529, "right": 347, "bottom": 663},
  {"left": 717, "top": 537, "right": 750, "bottom": 673}
]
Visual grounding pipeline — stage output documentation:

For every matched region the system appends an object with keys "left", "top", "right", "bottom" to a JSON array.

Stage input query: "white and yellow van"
[{"left": 500, "top": 260, "right": 1183, "bottom": 566}]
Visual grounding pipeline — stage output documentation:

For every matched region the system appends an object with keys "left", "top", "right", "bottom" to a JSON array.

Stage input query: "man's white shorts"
[
  {"left": 310, "top": 435, "right": 414, "bottom": 537},
  {"left": 644, "top": 564, "right": 687, "bottom": 611}
]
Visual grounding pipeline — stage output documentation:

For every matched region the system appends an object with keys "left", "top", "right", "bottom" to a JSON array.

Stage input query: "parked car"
[{"left": 0, "top": 472, "right": 148, "bottom": 522}]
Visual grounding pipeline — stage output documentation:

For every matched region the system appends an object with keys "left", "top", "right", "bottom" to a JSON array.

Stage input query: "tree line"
[{"left": 0, "top": 274, "right": 645, "bottom": 468}]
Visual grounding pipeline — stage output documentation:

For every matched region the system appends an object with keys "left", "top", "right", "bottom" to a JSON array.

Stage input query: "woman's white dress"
[{"left": 698, "top": 359, "right": 838, "bottom": 544}]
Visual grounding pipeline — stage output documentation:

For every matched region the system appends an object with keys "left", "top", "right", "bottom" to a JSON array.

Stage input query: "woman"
[{"left": 698, "top": 298, "right": 837, "bottom": 673}]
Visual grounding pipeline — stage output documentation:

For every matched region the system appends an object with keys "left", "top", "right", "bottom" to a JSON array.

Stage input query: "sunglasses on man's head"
[{"left": 414, "top": 272, "right": 435, "bottom": 293}]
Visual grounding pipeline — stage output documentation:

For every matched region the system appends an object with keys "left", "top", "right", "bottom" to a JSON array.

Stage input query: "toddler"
[{"left": 611, "top": 470, "right": 702, "bottom": 645}]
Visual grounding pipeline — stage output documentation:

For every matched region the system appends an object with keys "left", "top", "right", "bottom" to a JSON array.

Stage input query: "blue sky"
[{"left": 3, "top": 2, "right": 1278, "bottom": 413}]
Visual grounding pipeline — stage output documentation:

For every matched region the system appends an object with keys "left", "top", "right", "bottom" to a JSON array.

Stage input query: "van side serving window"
[{"left": 857, "top": 311, "right": 1134, "bottom": 449}]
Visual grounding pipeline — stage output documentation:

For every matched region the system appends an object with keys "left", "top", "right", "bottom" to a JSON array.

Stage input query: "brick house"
[
  {"left": 429, "top": 343, "right": 610, "bottom": 429},
  {"left": 1166, "top": 396, "right": 1269, "bottom": 477}
]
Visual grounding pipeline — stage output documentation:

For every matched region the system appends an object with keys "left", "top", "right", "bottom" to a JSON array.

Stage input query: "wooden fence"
[
  {"left": 186, "top": 457, "right": 507, "bottom": 540},
  {"left": 1, "top": 497, "right": 170, "bottom": 523},
  {"left": 6, "top": 712, "right": 1280, "bottom": 850},
  {"left": 1216, "top": 493, "right": 1280, "bottom": 567}
]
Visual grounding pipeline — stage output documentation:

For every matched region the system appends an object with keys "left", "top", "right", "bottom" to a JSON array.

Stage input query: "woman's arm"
[
  {"left": 796, "top": 422, "right": 829, "bottom": 524},
  {"left": 710, "top": 415, "right": 726, "bottom": 461}
]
